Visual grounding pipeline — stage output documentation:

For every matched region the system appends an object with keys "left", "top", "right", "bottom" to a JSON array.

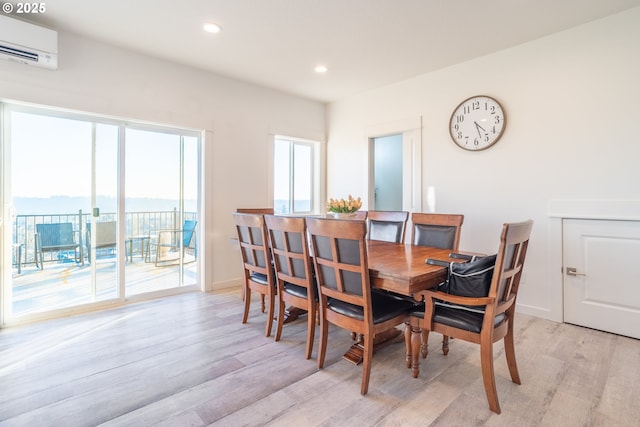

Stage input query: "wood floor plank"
[
  {"left": 597, "top": 335, "right": 640, "bottom": 424},
  {"left": 1, "top": 290, "right": 639, "bottom": 426}
]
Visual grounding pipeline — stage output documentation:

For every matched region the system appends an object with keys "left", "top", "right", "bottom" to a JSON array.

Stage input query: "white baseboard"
[{"left": 516, "top": 302, "right": 561, "bottom": 323}]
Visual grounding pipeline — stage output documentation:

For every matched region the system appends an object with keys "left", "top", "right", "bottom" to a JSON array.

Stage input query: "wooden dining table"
[
  {"left": 367, "top": 240, "right": 456, "bottom": 296},
  {"left": 341, "top": 240, "right": 466, "bottom": 370}
]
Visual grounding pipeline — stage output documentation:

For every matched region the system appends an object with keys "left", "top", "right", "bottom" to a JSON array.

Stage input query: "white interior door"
[{"left": 563, "top": 218, "right": 640, "bottom": 339}]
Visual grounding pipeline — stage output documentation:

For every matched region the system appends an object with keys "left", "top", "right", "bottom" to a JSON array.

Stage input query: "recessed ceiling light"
[
  {"left": 203, "top": 23, "right": 222, "bottom": 34},
  {"left": 314, "top": 65, "right": 328, "bottom": 73}
]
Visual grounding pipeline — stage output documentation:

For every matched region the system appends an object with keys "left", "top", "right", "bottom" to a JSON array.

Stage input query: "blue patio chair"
[
  {"left": 147, "top": 220, "right": 197, "bottom": 266},
  {"left": 35, "top": 223, "right": 83, "bottom": 269}
]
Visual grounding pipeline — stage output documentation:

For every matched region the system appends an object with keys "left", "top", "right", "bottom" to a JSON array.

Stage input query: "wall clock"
[{"left": 449, "top": 95, "right": 506, "bottom": 151}]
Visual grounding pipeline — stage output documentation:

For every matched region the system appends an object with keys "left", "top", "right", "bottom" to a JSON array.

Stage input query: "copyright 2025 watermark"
[{"left": 2, "top": 2, "right": 47, "bottom": 14}]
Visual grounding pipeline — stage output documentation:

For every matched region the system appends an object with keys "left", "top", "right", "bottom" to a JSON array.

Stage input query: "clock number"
[
  {"left": 494, "top": 115, "right": 501, "bottom": 124},
  {"left": 472, "top": 101, "right": 480, "bottom": 110},
  {"left": 456, "top": 114, "right": 465, "bottom": 123}
]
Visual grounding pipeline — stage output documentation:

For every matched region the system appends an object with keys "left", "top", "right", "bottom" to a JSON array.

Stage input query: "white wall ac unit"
[{"left": 0, "top": 15, "right": 58, "bottom": 70}]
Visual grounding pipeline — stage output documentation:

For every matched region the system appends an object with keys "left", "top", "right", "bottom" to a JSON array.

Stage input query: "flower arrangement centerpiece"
[{"left": 326, "top": 195, "right": 362, "bottom": 218}]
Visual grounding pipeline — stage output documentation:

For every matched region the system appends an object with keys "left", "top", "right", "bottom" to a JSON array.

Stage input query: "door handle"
[{"left": 566, "top": 267, "right": 586, "bottom": 276}]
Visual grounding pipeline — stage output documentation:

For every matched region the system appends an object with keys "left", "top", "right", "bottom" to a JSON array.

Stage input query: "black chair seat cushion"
[
  {"left": 250, "top": 272, "right": 269, "bottom": 285},
  {"left": 410, "top": 303, "right": 506, "bottom": 333},
  {"left": 373, "top": 288, "right": 421, "bottom": 307},
  {"left": 283, "top": 282, "right": 309, "bottom": 298},
  {"left": 328, "top": 291, "right": 413, "bottom": 324}
]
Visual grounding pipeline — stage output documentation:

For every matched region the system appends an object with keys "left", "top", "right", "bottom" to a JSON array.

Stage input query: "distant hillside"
[{"left": 13, "top": 196, "right": 196, "bottom": 215}]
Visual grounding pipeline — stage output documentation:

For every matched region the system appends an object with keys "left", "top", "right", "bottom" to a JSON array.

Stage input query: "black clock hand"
[{"left": 474, "top": 121, "right": 485, "bottom": 138}]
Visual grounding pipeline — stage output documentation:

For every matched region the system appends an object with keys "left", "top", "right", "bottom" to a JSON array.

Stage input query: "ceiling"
[{"left": 15, "top": 0, "right": 640, "bottom": 103}]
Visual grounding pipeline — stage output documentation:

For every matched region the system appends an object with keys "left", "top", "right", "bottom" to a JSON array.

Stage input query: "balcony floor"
[{"left": 10, "top": 253, "right": 197, "bottom": 318}]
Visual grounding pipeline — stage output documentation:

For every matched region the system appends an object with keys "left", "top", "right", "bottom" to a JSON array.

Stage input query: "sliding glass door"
[
  {"left": 0, "top": 104, "right": 200, "bottom": 324},
  {"left": 125, "top": 128, "right": 199, "bottom": 295},
  {"left": 2, "top": 110, "right": 119, "bottom": 318}
]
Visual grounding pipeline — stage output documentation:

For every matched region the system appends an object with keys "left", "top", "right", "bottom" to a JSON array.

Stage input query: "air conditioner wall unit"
[{"left": 0, "top": 15, "right": 58, "bottom": 70}]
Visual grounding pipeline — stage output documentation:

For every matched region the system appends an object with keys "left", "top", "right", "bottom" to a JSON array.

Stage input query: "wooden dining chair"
[
  {"left": 232, "top": 212, "right": 276, "bottom": 337},
  {"left": 367, "top": 210, "right": 409, "bottom": 243},
  {"left": 306, "top": 217, "right": 414, "bottom": 395},
  {"left": 408, "top": 220, "right": 533, "bottom": 413},
  {"left": 411, "top": 212, "right": 464, "bottom": 250},
  {"left": 235, "top": 208, "right": 274, "bottom": 308},
  {"left": 265, "top": 215, "right": 317, "bottom": 358},
  {"left": 408, "top": 212, "right": 465, "bottom": 353}
]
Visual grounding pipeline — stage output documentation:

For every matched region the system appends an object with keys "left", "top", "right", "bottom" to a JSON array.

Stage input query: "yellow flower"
[{"left": 326, "top": 195, "right": 362, "bottom": 213}]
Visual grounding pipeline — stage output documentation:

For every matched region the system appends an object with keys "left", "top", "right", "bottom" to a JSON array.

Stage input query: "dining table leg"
[
  {"left": 342, "top": 328, "right": 402, "bottom": 365},
  {"left": 283, "top": 306, "right": 306, "bottom": 324}
]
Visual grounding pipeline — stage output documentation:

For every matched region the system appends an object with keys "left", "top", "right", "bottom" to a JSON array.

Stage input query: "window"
[{"left": 273, "top": 136, "right": 317, "bottom": 215}]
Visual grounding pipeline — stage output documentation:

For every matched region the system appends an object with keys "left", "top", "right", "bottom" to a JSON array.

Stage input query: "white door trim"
[{"left": 549, "top": 199, "right": 640, "bottom": 221}]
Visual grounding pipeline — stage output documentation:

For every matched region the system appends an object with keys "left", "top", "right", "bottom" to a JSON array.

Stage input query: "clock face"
[{"left": 449, "top": 95, "right": 506, "bottom": 151}]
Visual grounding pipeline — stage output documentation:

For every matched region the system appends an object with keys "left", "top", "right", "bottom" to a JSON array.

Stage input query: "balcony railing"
[{"left": 12, "top": 209, "right": 197, "bottom": 268}]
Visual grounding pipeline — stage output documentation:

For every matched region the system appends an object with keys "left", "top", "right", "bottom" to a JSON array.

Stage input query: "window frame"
[{"left": 272, "top": 135, "right": 321, "bottom": 215}]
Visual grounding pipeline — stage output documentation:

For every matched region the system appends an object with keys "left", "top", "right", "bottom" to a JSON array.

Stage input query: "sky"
[{"left": 9, "top": 111, "right": 198, "bottom": 204}]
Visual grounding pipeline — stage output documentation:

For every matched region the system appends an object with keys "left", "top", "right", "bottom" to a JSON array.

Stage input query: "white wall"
[
  {"left": 326, "top": 8, "right": 640, "bottom": 321},
  {"left": 0, "top": 30, "right": 325, "bottom": 290}
]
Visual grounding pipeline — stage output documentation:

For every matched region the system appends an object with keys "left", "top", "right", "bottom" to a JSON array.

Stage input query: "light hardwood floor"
[{"left": 0, "top": 289, "right": 638, "bottom": 426}]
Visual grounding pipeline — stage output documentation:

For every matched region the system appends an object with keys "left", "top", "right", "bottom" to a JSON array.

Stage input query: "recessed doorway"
[{"left": 367, "top": 117, "right": 422, "bottom": 213}]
